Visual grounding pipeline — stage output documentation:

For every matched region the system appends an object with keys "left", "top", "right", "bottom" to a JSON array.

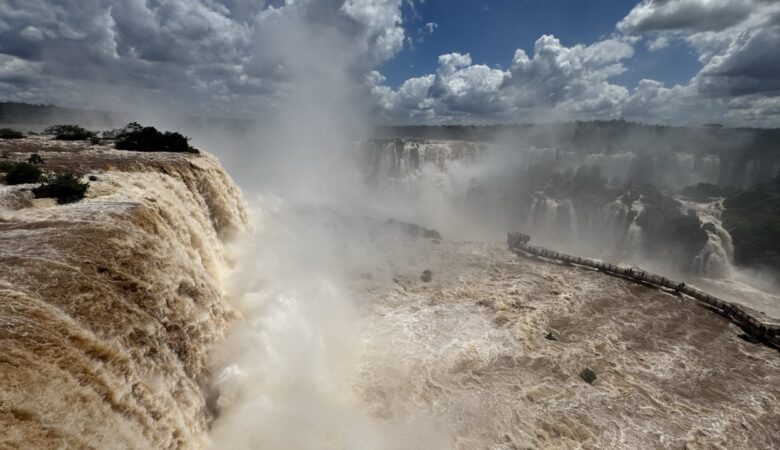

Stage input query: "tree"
[
  {"left": 4, "top": 162, "right": 42, "bottom": 184},
  {"left": 0, "top": 128, "right": 24, "bottom": 139},
  {"left": 44, "top": 125, "right": 95, "bottom": 141},
  {"left": 112, "top": 122, "right": 197, "bottom": 153}
]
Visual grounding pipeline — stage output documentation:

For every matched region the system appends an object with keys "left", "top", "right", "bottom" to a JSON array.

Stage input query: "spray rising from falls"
[
  {"left": 351, "top": 138, "right": 780, "bottom": 319},
  {"left": 207, "top": 200, "right": 454, "bottom": 449},
  {"left": 356, "top": 139, "right": 746, "bottom": 276},
  {"left": 3, "top": 134, "right": 779, "bottom": 449},
  {"left": 203, "top": 136, "right": 780, "bottom": 449}
]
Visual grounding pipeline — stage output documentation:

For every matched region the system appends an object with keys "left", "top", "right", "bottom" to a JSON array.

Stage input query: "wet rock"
[
  {"left": 579, "top": 368, "right": 597, "bottom": 384},
  {"left": 421, "top": 269, "right": 433, "bottom": 283},
  {"left": 738, "top": 333, "right": 760, "bottom": 344}
]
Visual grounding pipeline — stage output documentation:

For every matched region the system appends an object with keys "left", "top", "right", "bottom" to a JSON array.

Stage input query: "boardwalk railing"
[{"left": 507, "top": 233, "right": 780, "bottom": 349}]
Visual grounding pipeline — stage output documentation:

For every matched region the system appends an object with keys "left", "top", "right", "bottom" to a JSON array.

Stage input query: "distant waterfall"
[
  {"left": 679, "top": 198, "right": 735, "bottom": 278},
  {"left": 358, "top": 139, "right": 488, "bottom": 181},
  {"left": 533, "top": 196, "right": 645, "bottom": 259},
  {"left": 354, "top": 139, "right": 746, "bottom": 279}
]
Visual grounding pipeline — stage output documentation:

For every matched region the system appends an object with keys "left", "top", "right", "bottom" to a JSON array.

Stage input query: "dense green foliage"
[
  {"left": 0, "top": 128, "right": 24, "bottom": 139},
  {"left": 4, "top": 162, "right": 42, "bottom": 184},
  {"left": 517, "top": 162, "right": 708, "bottom": 268},
  {"left": 519, "top": 163, "right": 613, "bottom": 205},
  {"left": 112, "top": 122, "right": 197, "bottom": 153},
  {"left": 32, "top": 173, "right": 89, "bottom": 204},
  {"left": 44, "top": 124, "right": 96, "bottom": 141},
  {"left": 723, "top": 177, "right": 780, "bottom": 271},
  {"left": 679, "top": 182, "right": 726, "bottom": 201},
  {"left": 636, "top": 190, "right": 708, "bottom": 265}
]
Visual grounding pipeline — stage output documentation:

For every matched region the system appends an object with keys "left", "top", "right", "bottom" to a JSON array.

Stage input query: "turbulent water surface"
[
  {"left": 0, "top": 137, "right": 246, "bottom": 449},
  {"left": 2, "top": 137, "right": 779, "bottom": 450},
  {"left": 352, "top": 237, "right": 780, "bottom": 448},
  {"left": 207, "top": 200, "right": 780, "bottom": 449}
]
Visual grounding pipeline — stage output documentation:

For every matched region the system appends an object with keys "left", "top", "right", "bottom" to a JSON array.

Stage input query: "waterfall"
[
  {"left": 679, "top": 198, "right": 735, "bottom": 278},
  {"left": 0, "top": 143, "right": 247, "bottom": 449},
  {"left": 625, "top": 199, "right": 644, "bottom": 256},
  {"left": 359, "top": 139, "right": 487, "bottom": 182},
  {"left": 353, "top": 139, "right": 748, "bottom": 280},
  {"left": 692, "top": 231, "right": 734, "bottom": 278}
]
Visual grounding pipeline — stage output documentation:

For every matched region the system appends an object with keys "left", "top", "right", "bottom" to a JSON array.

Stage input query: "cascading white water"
[
  {"left": 359, "top": 140, "right": 487, "bottom": 182},
  {"left": 625, "top": 199, "right": 644, "bottom": 256},
  {"left": 679, "top": 198, "right": 735, "bottom": 278},
  {"left": 0, "top": 139, "right": 248, "bottom": 449},
  {"left": 6, "top": 135, "right": 779, "bottom": 450},
  {"left": 206, "top": 198, "right": 453, "bottom": 449},
  {"left": 692, "top": 232, "right": 733, "bottom": 278},
  {"left": 355, "top": 139, "right": 749, "bottom": 281},
  {"left": 207, "top": 197, "right": 780, "bottom": 449}
]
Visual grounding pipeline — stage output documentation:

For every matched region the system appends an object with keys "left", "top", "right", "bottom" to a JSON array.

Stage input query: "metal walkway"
[{"left": 507, "top": 233, "right": 780, "bottom": 349}]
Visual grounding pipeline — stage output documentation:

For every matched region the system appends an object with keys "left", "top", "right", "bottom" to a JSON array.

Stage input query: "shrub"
[
  {"left": 0, "top": 128, "right": 24, "bottom": 139},
  {"left": 680, "top": 182, "right": 725, "bottom": 201},
  {"left": 4, "top": 162, "right": 42, "bottom": 184},
  {"left": 32, "top": 173, "right": 89, "bottom": 204},
  {"left": 44, "top": 124, "right": 96, "bottom": 141},
  {"left": 112, "top": 122, "right": 197, "bottom": 153}
]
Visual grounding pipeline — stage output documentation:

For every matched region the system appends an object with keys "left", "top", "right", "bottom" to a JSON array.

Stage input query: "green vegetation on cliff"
[
  {"left": 723, "top": 176, "right": 780, "bottom": 272},
  {"left": 0, "top": 128, "right": 24, "bottom": 139},
  {"left": 636, "top": 190, "right": 708, "bottom": 266},
  {"left": 32, "top": 173, "right": 90, "bottom": 204},
  {"left": 2, "top": 162, "right": 42, "bottom": 184},
  {"left": 111, "top": 122, "right": 197, "bottom": 153},
  {"left": 44, "top": 125, "right": 96, "bottom": 141},
  {"left": 513, "top": 162, "right": 709, "bottom": 270},
  {"left": 679, "top": 183, "right": 727, "bottom": 201}
]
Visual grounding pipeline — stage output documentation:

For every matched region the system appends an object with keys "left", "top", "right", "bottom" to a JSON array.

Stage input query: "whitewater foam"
[{"left": 0, "top": 138, "right": 247, "bottom": 449}]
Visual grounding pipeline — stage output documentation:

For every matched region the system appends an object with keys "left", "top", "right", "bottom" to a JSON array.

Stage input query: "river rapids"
[{"left": 1, "top": 137, "right": 779, "bottom": 449}]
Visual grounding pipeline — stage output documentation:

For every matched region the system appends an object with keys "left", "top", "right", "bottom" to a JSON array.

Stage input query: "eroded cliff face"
[{"left": 0, "top": 137, "right": 247, "bottom": 449}]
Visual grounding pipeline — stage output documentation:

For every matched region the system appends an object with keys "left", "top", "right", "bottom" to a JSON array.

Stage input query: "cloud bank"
[
  {"left": 0, "top": 0, "right": 406, "bottom": 117},
  {"left": 0, "top": 0, "right": 779, "bottom": 126}
]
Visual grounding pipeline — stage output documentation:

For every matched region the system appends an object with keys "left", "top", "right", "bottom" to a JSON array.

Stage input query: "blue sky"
[{"left": 382, "top": 0, "right": 701, "bottom": 90}]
